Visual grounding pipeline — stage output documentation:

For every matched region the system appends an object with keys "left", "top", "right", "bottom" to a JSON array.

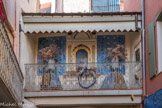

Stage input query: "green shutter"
[{"left": 148, "top": 22, "right": 156, "bottom": 78}]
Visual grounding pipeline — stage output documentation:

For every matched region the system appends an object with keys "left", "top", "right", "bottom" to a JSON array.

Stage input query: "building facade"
[
  {"left": 49, "top": 0, "right": 122, "bottom": 13},
  {"left": 0, "top": 0, "right": 40, "bottom": 107},
  {"left": 22, "top": 12, "right": 142, "bottom": 108},
  {"left": 40, "top": 2, "right": 52, "bottom": 13},
  {"left": 19, "top": 0, "right": 146, "bottom": 108},
  {"left": 144, "top": 0, "right": 162, "bottom": 108},
  {"left": 41, "top": 0, "right": 141, "bottom": 13},
  {"left": 3, "top": 0, "right": 162, "bottom": 108},
  {"left": 124, "top": 0, "right": 141, "bottom": 12}
]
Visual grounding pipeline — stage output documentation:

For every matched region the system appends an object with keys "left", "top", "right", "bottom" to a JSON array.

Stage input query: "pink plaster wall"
[
  {"left": 124, "top": 0, "right": 141, "bottom": 12},
  {"left": 56, "top": 0, "right": 63, "bottom": 13},
  {"left": 3, "top": 0, "right": 19, "bottom": 60},
  {"left": 3, "top": 0, "right": 16, "bottom": 31},
  {"left": 2, "top": 0, "right": 40, "bottom": 62},
  {"left": 145, "top": 0, "right": 162, "bottom": 96}
]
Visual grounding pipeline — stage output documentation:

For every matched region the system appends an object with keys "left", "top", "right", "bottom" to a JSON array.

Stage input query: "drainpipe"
[
  {"left": 55, "top": 0, "right": 56, "bottom": 12},
  {"left": 135, "top": 14, "right": 141, "bottom": 30},
  {"left": 142, "top": 0, "right": 146, "bottom": 104}
]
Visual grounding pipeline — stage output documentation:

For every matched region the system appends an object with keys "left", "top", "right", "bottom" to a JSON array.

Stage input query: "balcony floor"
[{"left": 38, "top": 105, "right": 140, "bottom": 108}]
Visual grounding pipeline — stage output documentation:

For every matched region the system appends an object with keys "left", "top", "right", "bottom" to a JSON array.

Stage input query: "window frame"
[
  {"left": 91, "top": 0, "right": 120, "bottom": 12},
  {"left": 156, "top": 10, "right": 162, "bottom": 74}
]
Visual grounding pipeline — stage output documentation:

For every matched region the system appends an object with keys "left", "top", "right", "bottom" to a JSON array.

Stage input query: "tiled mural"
[
  {"left": 37, "top": 36, "right": 66, "bottom": 75},
  {"left": 97, "top": 35, "right": 125, "bottom": 75},
  {"left": 36, "top": 35, "right": 127, "bottom": 89}
]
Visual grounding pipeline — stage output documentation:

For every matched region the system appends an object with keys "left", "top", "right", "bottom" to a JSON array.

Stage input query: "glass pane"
[
  {"left": 92, "top": 6, "right": 108, "bottom": 12},
  {"left": 92, "top": 0, "right": 120, "bottom": 12},
  {"left": 135, "top": 49, "right": 140, "bottom": 62},
  {"left": 92, "top": 0, "right": 108, "bottom": 6}
]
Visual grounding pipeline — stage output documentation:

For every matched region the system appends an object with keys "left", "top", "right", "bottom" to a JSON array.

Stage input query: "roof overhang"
[{"left": 22, "top": 12, "right": 142, "bottom": 34}]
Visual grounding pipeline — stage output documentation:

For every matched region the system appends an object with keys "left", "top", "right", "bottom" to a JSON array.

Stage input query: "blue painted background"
[
  {"left": 37, "top": 36, "right": 66, "bottom": 75},
  {"left": 97, "top": 35, "right": 125, "bottom": 74},
  {"left": 76, "top": 49, "right": 88, "bottom": 63},
  {"left": 144, "top": 89, "right": 162, "bottom": 108}
]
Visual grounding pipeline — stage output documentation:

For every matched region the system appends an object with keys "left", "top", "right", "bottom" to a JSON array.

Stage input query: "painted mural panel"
[
  {"left": 37, "top": 36, "right": 66, "bottom": 75},
  {"left": 97, "top": 35, "right": 125, "bottom": 75},
  {"left": 144, "top": 89, "right": 162, "bottom": 108}
]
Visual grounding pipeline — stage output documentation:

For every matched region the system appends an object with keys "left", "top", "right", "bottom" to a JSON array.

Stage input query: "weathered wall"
[
  {"left": 56, "top": 0, "right": 63, "bottom": 13},
  {"left": 130, "top": 32, "right": 141, "bottom": 62},
  {"left": 2, "top": 0, "right": 40, "bottom": 62},
  {"left": 124, "top": 0, "right": 141, "bottom": 12},
  {"left": 20, "top": 34, "right": 37, "bottom": 75},
  {"left": 20, "top": 0, "right": 40, "bottom": 13},
  {"left": 3, "top": 0, "right": 16, "bottom": 31},
  {"left": 145, "top": 0, "right": 162, "bottom": 96},
  {"left": 63, "top": 0, "right": 90, "bottom": 13}
]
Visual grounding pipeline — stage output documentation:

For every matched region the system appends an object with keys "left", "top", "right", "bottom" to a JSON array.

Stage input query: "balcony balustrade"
[
  {"left": 0, "top": 19, "right": 24, "bottom": 105},
  {"left": 25, "top": 62, "right": 142, "bottom": 91}
]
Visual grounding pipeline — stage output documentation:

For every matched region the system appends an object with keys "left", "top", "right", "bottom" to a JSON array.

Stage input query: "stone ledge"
[{"left": 24, "top": 89, "right": 142, "bottom": 97}]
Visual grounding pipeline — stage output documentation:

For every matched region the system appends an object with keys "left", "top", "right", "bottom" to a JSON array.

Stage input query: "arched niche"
[
  {"left": 73, "top": 45, "right": 90, "bottom": 63},
  {"left": 76, "top": 49, "right": 88, "bottom": 63},
  {"left": 66, "top": 32, "right": 97, "bottom": 63}
]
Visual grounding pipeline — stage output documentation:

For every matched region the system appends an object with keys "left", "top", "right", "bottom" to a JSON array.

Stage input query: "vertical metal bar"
[{"left": 142, "top": 0, "right": 146, "bottom": 99}]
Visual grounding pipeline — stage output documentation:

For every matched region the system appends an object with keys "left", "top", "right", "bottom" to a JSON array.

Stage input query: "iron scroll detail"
[{"left": 78, "top": 66, "right": 96, "bottom": 89}]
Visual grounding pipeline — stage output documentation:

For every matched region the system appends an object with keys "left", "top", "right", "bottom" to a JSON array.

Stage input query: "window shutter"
[{"left": 148, "top": 22, "right": 156, "bottom": 78}]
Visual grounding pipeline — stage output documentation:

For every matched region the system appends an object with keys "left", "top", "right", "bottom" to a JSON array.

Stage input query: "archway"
[{"left": 73, "top": 45, "right": 90, "bottom": 63}]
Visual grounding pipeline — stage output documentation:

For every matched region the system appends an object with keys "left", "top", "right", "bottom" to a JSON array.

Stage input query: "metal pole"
[{"left": 142, "top": 0, "right": 146, "bottom": 98}]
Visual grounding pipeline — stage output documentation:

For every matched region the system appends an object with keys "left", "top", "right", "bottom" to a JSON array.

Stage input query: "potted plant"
[
  {"left": 39, "top": 44, "right": 61, "bottom": 89},
  {"left": 101, "top": 44, "right": 127, "bottom": 89},
  {"left": 107, "top": 44, "right": 127, "bottom": 71}
]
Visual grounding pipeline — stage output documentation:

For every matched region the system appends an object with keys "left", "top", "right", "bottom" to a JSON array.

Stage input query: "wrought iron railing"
[
  {"left": 0, "top": 19, "right": 24, "bottom": 105},
  {"left": 25, "top": 62, "right": 142, "bottom": 91}
]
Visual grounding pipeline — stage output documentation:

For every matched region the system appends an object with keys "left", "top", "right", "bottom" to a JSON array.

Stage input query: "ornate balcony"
[
  {"left": 0, "top": 19, "right": 24, "bottom": 105},
  {"left": 25, "top": 62, "right": 142, "bottom": 91}
]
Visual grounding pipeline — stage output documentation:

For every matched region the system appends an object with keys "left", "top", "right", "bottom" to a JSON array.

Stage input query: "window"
[
  {"left": 91, "top": 0, "right": 120, "bottom": 12},
  {"left": 135, "top": 49, "right": 140, "bottom": 62},
  {"left": 156, "top": 10, "right": 162, "bottom": 73}
]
